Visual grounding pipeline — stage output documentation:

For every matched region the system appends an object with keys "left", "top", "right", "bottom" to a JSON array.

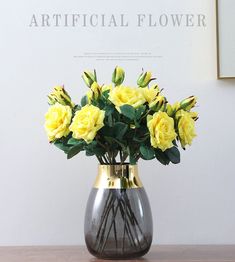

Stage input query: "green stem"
[
  {"left": 95, "top": 192, "right": 113, "bottom": 244},
  {"left": 112, "top": 151, "right": 117, "bottom": 164},
  {"left": 120, "top": 151, "right": 123, "bottom": 165},
  {"left": 106, "top": 152, "right": 112, "bottom": 164},
  {"left": 112, "top": 205, "right": 118, "bottom": 249},
  {"left": 119, "top": 199, "right": 137, "bottom": 249},
  {"left": 122, "top": 200, "right": 127, "bottom": 253},
  {"left": 120, "top": 199, "right": 141, "bottom": 249},
  {"left": 100, "top": 200, "right": 120, "bottom": 253},
  {"left": 103, "top": 155, "right": 109, "bottom": 164},
  {"left": 123, "top": 194, "right": 149, "bottom": 246},
  {"left": 96, "top": 156, "right": 104, "bottom": 164},
  {"left": 141, "top": 109, "right": 151, "bottom": 121}
]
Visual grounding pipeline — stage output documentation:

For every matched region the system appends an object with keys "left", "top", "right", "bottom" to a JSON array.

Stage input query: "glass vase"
[{"left": 84, "top": 164, "right": 153, "bottom": 259}]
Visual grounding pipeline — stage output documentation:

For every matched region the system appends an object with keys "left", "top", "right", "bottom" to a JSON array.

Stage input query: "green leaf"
[
  {"left": 113, "top": 122, "right": 128, "bottom": 140},
  {"left": 107, "top": 114, "right": 113, "bottom": 127},
  {"left": 165, "top": 146, "right": 180, "bottom": 164},
  {"left": 140, "top": 145, "right": 155, "bottom": 160},
  {"left": 99, "top": 126, "right": 113, "bottom": 137},
  {"left": 85, "top": 141, "right": 105, "bottom": 157},
  {"left": 67, "top": 137, "right": 82, "bottom": 145},
  {"left": 135, "top": 105, "right": 146, "bottom": 120},
  {"left": 133, "top": 134, "right": 149, "bottom": 143},
  {"left": 155, "top": 149, "right": 170, "bottom": 165},
  {"left": 112, "top": 109, "right": 121, "bottom": 122},
  {"left": 128, "top": 147, "right": 137, "bottom": 164},
  {"left": 104, "top": 136, "right": 126, "bottom": 150},
  {"left": 96, "top": 98, "right": 105, "bottom": 109},
  {"left": 134, "top": 120, "right": 140, "bottom": 128},
  {"left": 104, "top": 104, "right": 114, "bottom": 116},
  {"left": 81, "top": 96, "right": 88, "bottom": 107},
  {"left": 67, "top": 143, "right": 85, "bottom": 159},
  {"left": 94, "top": 147, "right": 106, "bottom": 156},
  {"left": 129, "top": 153, "right": 137, "bottom": 165},
  {"left": 54, "top": 141, "right": 70, "bottom": 153},
  {"left": 102, "top": 90, "right": 110, "bottom": 99},
  {"left": 85, "top": 149, "right": 95, "bottom": 156},
  {"left": 120, "top": 105, "right": 136, "bottom": 120},
  {"left": 125, "top": 129, "right": 135, "bottom": 141},
  {"left": 85, "top": 140, "right": 97, "bottom": 148},
  {"left": 91, "top": 99, "right": 98, "bottom": 107}
]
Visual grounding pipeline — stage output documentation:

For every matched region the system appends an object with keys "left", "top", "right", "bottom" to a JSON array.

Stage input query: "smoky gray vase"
[{"left": 84, "top": 164, "right": 153, "bottom": 259}]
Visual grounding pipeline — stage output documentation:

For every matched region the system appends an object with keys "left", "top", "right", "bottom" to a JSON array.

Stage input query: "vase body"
[{"left": 84, "top": 164, "right": 153, "bottom": 259}]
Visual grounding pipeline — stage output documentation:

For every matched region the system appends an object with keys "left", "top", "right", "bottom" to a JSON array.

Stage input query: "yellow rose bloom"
[
  {"left": 109, "top": 85, "right": 146, "bottom": 112},
  {"left": 176, "top": 110, "right": 197, "bottom": 148},
  {"left": 189, "top": 111, "right": 199, "bottom": 121},
  {"left": 44, "top": 103, "right": 72, "bottom": 142},
  {"left": 147, "top": 112, "right": 177, "bottom": 151},
  {"left": 141, "top": 85, "right": 159, "bottom": 104},
  {"left": 69, "top": 105, "right": 105, "bottom": 143}
]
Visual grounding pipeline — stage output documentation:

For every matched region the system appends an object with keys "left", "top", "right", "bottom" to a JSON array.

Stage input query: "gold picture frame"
[{"left": 216, "top": 0, "right": 235, "bottom": 79}]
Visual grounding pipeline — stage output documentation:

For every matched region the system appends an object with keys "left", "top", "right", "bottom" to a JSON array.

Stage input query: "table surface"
[{"left": 0, "top": 246, "right": 235, "bottom": 262}]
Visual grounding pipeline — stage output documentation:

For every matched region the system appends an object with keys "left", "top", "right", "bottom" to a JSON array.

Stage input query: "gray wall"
[{"left": 0, "top": 0, "right": 235, "bottom": 245}]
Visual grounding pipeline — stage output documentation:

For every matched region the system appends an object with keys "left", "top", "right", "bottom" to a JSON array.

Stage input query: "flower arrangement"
[{"left": 44, "top": 67, "right": 198, "bottom": 165}]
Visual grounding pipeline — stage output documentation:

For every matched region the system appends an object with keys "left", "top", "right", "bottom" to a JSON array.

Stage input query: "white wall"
[{"left": 0, "top": 0, "right": 235, "bottom": 245}]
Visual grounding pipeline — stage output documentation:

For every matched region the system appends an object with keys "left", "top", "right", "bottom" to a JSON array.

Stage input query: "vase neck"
[{"left": 93, "top": 164, "right": 143, "bottom": 189}]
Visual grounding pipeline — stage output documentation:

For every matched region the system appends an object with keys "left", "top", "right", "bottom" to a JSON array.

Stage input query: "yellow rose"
[
  {"left": 176, "top": 110, "right": 197, "bottom": 148},
  {"left": 44, "top": 103, "right": 72, "bottom": 142},
  {"left": 141, "top": 85, "right": 160, "bottom": 104},
  {"left": 109, "top": 85, "right": 146, "bottom": 112},
  {"left": 147, "top": 111, "right": 177, "bottom": 151},
  {"left": 69, "top": 104, "right": 105, "bottom": 143},
  {"left": 189, "top": 111, "right": 199, "bottom": 121}
]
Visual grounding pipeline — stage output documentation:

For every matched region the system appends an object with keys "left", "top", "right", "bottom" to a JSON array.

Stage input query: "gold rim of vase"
[{"left": 93, "top": 164, "right": 143, "bottom": 189}]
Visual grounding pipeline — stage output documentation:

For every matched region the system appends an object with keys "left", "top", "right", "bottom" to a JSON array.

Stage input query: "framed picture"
[{"left": 216, "top": 0, "right": 235, "bottom": 79}]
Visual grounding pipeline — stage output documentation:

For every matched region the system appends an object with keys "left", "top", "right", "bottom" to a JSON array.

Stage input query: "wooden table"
[{"left": 0, "top": 246, "right": 234, "bottom": 262}]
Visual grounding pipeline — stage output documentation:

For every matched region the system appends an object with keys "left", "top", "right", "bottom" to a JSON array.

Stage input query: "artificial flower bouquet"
[{"left": 44, "top": 67, "right": 198, "bottom": 165}]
